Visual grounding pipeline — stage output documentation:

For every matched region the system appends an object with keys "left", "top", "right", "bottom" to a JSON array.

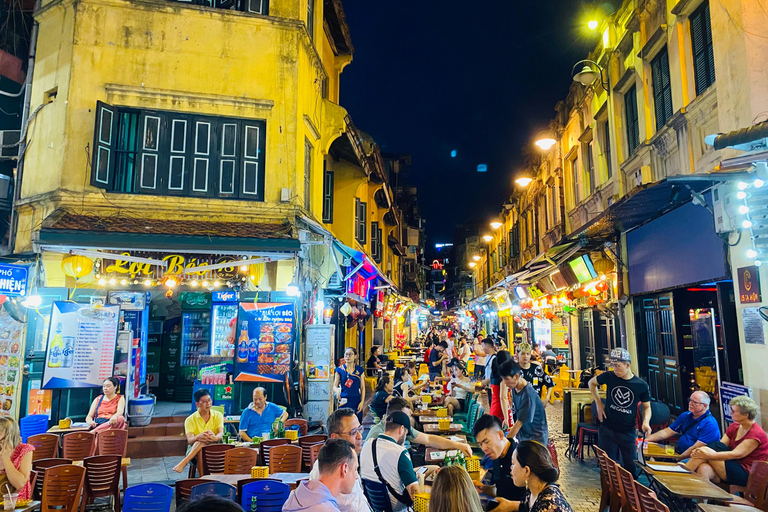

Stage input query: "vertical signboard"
[
  {"left": 42, "top": 303, "right": 120, "bottom": 389},
  {"left": 234, "top": 303, "right": 294, "bottom": 381},
  {"left": 304, "top": 324, "right": 334, "bottom": 424},
  {"left": 0, "top": 307, "right": 25, "bottom": 419},
  {"left": 721, "top": 381, "right": 752, "bottom": 427}
]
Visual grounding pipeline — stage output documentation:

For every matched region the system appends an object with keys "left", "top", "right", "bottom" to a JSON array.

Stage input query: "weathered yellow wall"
[{"left": 18, "top": 0, "right": 347, "bottom": 252}]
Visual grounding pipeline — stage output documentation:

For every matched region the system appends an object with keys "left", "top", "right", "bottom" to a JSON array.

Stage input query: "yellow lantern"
[
  {"left": 593, "top": 257, "right": 615, "bottom": 274},
  {"left": 248, "top": 263, "right": 265, "bottom": 285},
  {"left": 61, "top": 255, "right": 93, "bottom": 279}
]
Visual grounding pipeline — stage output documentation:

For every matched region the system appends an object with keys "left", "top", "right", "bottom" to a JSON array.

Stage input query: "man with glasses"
[
  {"left": 173, "top": 388, "right": 223, "bottom": 473},
  {"left": 309, "top": 408, "right": 371, "bottom": 512},
  {"left": 646, "top": 391, "right": 720, "bottom": 458}
]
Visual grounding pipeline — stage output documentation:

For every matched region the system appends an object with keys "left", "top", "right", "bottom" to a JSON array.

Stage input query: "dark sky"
[{"left": 340, "top": 1, "right": 621, "bottom": 245}]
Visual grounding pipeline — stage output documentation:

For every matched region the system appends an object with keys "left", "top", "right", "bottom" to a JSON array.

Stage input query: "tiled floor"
[{"left": 152, "top": 401, "right": 192, "bottom": 417}]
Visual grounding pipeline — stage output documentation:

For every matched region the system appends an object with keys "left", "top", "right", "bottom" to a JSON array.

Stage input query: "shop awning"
[
  {"left": 38, "top": 210, "right": 300, "bottom": 254},
  {"left": 487, "top": 241, "right": 582, "bottom": 292}
]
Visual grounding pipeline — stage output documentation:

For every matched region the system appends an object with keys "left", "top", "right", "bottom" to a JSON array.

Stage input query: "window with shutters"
[
  {"left": 586, "top": 142, "right": 595, "bottom": 194},
  {"left": 306, "top": 0, "right": 314, "bottom": 40},
  {"left": 603, "top": 121, "right": 612, "bottom": 179},
  {"left": 690, "top": 1, "right": 715, "bottom": 95},
  {"left": 509, "top": 225, "right": 520, "bottom": 260},
  {"left": 571, "top": 156, "right": 582, "bottom": 205},
  {"left": 370, "top": 222, "right": 382, "bottom": 263},
  {"left": 304, "top": 138, "right": 312, "bottom": 211},
  {"left": 322, "top": 161, "right": 333, "bottom": 223},
  {"left": 91, "top": 102, "right": 266, "bottom": 200},
  {"left": 625, "top": 85, "right": 640, "bottom": 155},
  {"left": 651, "top": 47, "right": 673, "bottom": 130},
  {"left": 355, "top": 199, "right": 367, "bottom": 245}
]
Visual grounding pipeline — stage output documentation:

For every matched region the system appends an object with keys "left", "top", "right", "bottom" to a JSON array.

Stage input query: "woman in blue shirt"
[
  {"left": 370, "top": 375, "right": 395, "bottom": 420},
  {"left": 334, "top": 347, "right": 365, "bottom": 421}
]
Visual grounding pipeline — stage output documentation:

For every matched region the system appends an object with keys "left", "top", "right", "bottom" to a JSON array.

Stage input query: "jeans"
[{"left": 598, "top": 424, "right": 637, "bottom": 477}]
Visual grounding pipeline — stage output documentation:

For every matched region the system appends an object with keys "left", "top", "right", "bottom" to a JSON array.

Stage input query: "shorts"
[
  {"left": 724, "top": 460, "right": 750, "bottom": 487},
  {"left": 456, "top": 398, "right": 465, "bottom": 411}
]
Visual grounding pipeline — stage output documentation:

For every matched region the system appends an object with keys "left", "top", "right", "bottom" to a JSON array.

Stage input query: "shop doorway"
[{"left": 579, "top": 310, "right": 618, "bottom": 370}]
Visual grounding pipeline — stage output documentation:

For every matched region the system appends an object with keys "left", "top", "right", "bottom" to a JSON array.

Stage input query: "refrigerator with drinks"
[
  {"left": 178, "top": 292, "right": 212, "bottom": 402},
  {"left": 210, "top": 291, "right": 238, "bottom": 358}
]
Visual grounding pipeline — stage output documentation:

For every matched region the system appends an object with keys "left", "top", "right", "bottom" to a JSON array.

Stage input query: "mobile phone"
[
  {"left": 485, "top": 500, "right": 500, "bottom": 511},
  {"left": 416, "top": 466, "right": 428, "bottom": 475}
]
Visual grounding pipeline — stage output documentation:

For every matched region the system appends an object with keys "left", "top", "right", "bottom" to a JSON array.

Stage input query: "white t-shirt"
[
  {"left": 449, "top": 377, "right": 469, "bottom": 400},
  {"left": 459, "top": 343, "right": 471, "bottom": 363},
  {"left": 309, "top": 459, "right": 371, "bottom": 512},
  {"left": 473, "top": 343, "right": 486, "bottom": 365}
]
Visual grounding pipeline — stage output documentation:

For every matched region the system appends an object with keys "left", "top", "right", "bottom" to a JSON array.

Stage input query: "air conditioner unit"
[
  {"left": 712, "top": 185, "right": 736, "bottom": 234},
  {"left": 0, "top": 130, "right": 20, "bottom": 158}
]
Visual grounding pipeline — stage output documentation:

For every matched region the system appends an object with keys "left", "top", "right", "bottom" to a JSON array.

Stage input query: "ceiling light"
[
  {"left": 743, "top": 220, "right": 753, "bottom": 229},
  {"left": 588, "top": 20, "right": 599, "bottom": 29},
  {"left": 515, "top": 177, "right": 533, "bottom": 187},
  {"left": 755, "top": 179, "right": 764, "bottom": 188},
  {"left": 469, "top": 262, "right": 476, "bottom": 268},
  {"left": 738, "top": 182, "right": 748, "bottom": 190}
]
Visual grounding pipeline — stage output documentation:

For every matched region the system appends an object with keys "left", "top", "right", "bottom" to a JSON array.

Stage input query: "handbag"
[{"left": 92, "top": 395, "right": 109, "bottom": 427}]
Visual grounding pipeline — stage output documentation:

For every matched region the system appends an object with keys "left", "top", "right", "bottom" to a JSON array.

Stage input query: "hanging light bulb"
[
  {"left": 98, "top": 278, "right": 106, "bottom": 286},
  {"left": 202, "top": 280, "right": 209, "bottom": 287},
  {"left": 738, "top": 182, "right": 749, "bottom": 190},
  {"left": 739, "top": 205, "right": 750, "bottom": 214},
  {"left": 756, "top": 260, "right": 763, "bottom": 267},
  {"left": 120, "top": 279, "right": 127, "bottom": 285},
  {"left": 165, "top": 277, "right": 177, "bottom": 288},
  {"left": 190, "top": 280, "right": 199, "bottom": 287},
  {"left": 109, "top": 278, "right": 116, "bottom": 285},
  {"left": 743, "top": 220, "right": 753, "bottom": 229},
  {"left": 737, "top": 191, "right": 747, "bottom": 200},
  {"left": 240, "top": 265, "right": 248, "bottom": 272},
  {"left": 213, "top": 280, "right": 220, "bottom": 287}
]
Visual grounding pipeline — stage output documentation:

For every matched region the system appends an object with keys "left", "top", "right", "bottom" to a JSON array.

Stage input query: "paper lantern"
[
  {"left": 248, "top": 262, "right": 265, "bottom": 284},
  {"left": 340, "top": 303, "right": 352, "bottom": 316},
  {"left": 593, "top": 258, "right": 614, "bottom": 274},
  {"left": 61, "top": 255, "right": 93, "bottom": 279}
]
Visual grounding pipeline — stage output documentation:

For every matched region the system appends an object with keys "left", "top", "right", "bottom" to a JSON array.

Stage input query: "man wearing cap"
[
  {"left": 589, "top": 348, "right": 652, "bottom": 476},
  {"left": 360, "top": 411, "right": 431, "bottom": 512}
]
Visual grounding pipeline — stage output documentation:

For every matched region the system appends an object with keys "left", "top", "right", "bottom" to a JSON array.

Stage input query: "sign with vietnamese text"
[
  {"left": 721, "top": 381, "right": 752, "bottom": 426},
  {"left": 0, "top": 264, "right": 27, "bottom": 297},
  {"left": 234, "top": 302, "right": 294, "bottom": 381},
  {"left": 42, "top": 303, "right": 119, "bottom": 389},
  {"left": 737, "top": 266, "right": 762, "bottom": 304}
]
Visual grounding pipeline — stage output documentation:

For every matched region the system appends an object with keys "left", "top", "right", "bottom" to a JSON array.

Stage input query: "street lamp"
[
  {"left": 515, "top": 175, "right": 533, "bottom": 187},
  {"left": 490, "top": 221, "right": 503, "bottom": 230},
  {"left": 482, "top": 234, "right": 494, "bottom": 242},
  {"left": 472, "top": 255, "right": 481, "bottom": 261},
  {"left": 469, "top": 262, "right": 477, "bottom": 268},
  {"left": 534, "top": 131, "right": 556, "bottom": 151},
  {"left": 572, "top": 60, "right": 608, "bottom": 91}
]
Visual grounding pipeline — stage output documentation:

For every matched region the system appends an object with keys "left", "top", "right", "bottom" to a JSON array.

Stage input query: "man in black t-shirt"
[
  {"left": 471, "top": 415, "right": 524, "bottom": 512},
  {"left": 517, "top": 342, "right": 555, "bottom": 406},
  {"left": 589, "top": 348, "right": 652, "bottom": 476}
]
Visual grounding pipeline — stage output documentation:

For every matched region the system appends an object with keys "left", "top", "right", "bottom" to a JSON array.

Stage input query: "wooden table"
[
  {"left": 423, "top": 423, "right": 463, "bottom": 434},
  {"left": 202, "top": 472, "right": 310, "bottom": 486},
  {"left": 425, "top": 435, "right": 469, "bottom": 463},
  {"left": 644, "top": 442, "right": 684, "bottom": 461},
  {"left": 698, "top": 504, "right": 761, "bottom": 512},
  {"left": 653, "top": 473, "right": 734, "bottom": 502},
  {"left": 635, "top": 461, "right": 691, "bottom": 476},
  {"left": 0, "top": 501, "right": 40, "bottom": 512},
  {"left": 46, "top": 425, "right": 90, "bottom": 434},
  {"left": 412, "top": 408, "right": 447, "bottom": 417},
  {"left": 74, "top": 457, "right": 131, "bottom": 467},
  {"left": 419, "top": 416, "right": 453, "bottom": 423}
]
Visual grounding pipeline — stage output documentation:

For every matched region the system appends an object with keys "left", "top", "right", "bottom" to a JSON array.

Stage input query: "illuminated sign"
[
  {"left": 569, "top": 255, "right": 597, "bottom": 283},
  {"left": 738, "top": 265, "right": 762, "bottom": 304}
]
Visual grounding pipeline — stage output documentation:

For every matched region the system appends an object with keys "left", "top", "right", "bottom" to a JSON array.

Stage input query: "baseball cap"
[
  {"left": 610, "top": 348, "right": 631, "bottom": 363},
  {"left": 386, "top": 411, "right": 411, "bottom": 430}
]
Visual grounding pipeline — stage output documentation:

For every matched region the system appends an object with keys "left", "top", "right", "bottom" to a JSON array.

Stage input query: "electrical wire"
[{"left": 715, "top": 0, "right": 768, "bottom": 39}]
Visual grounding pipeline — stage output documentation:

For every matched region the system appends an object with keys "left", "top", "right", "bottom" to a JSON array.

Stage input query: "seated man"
[
  {"left": 308, "top": 408, "right": 370, "bottom": 512},
  {"left": 173, "top": 388, "right": 223, "bottom": 473},
  {"left": 646, "top": 391, "right": 720, "bottom": 458},
  {"left": 365, "top": 397, "right": 472, "bottom": 457},
  {"left": 239, "top": 386, "right": 288, "bottom": 442},
  {"left": 472, "top": 414, "right": 525, "bottom": 512},
  {"left": 284, "top": 439, "right": 358, "bottom": 512},
  {"left": 360, "top": 411, "right": 419, "bottom": 512}
]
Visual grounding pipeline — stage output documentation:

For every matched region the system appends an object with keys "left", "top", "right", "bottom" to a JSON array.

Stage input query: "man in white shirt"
[{"left": 309, "top": 408, "right": 371, "bottom": 512}]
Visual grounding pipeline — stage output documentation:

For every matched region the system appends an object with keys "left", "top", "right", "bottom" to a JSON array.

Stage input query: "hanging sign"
[
  {"left": 0, "top": 264, "right": 27, "bottom": 297},
  {"left": 737, "top": 266, "right": 761, "bottom": 304},
  {"left": 42, "top": 303, "right": 120, "bottom": 389}
]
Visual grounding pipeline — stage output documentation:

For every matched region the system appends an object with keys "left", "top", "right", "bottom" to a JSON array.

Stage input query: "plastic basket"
[
  {"left": 250, "top": 466, "right": 269, "bottom": 478},
  {"left": 285, "top": 430, "right": 298, "bottom": 441},
  {"left": 438, "top": 419, "right": 450, "bottom": 430},
  {"left": 414, "top": 493, "right": 430, "bottom": 512},
  {"left": 466, "top": 456, "right": 480, "bottom": 472},
  {"left": 421, "top": 395, "right": 432, "bottom": 405},
  {"left": 436, "top": 409, "right": 448, "bottom": 417}
]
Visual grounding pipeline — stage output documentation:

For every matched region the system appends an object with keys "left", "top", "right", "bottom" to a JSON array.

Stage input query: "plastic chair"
[
  {"left": 604, "top": 455, "right": 624, "bottom": 512},
  {"left": 189, "top": 482, "right": 236, "bottom": 501},
  {"left": 298, "top": 434, "right": 327, "bottom": 471},
  {"left": 635, "top": 481, "right": 670, "bottom": 512},
  {"left": 174, "top": 478, "right": 210, "bottom": 506},
  {"left": 362, "top": 478, "right": 394, "bottom": 512},
  {"left": 258, "top": 439, "right": 289, "bottom": 467},
  {"left": 594, "top": 448, "right": 612, "bottom": 512},
  {"left": 40, "top": 464, "right": 86, "bottom": 512},
  {"left": 224, "top": 448, "right": 259, "bottom": 475},
  {"left": 199, "top": 444, "right": 234, "bottom": 475},
  {"left": 268, "top": 445, "right": 302, "bottom": 474},
  {"left": 20, "top": 415, "right": 49, "bottom": 443},
  {"left": 28, "top": 434, "right": 59, "bottom": 461},
  {"left": 122, "top": 483, "right": 173, "bottom": 512},
  {"left": 574, "top": 402, "right": 600, "bottom": 460},
  {"left": 616, "top": 462, "right": 641, "bottom": 512},
  {"left": 62, "top": 431, "right": 95, "bottom": 460},
  {"left": 32, "top": 458, "right": 73, "bottom": 500},
  {"left": 308, "top": 443, "right": 322, "bottom": 470},
  {"left": 731, "top": 460, "right": 768, "bottom": 509},
  {"left": 283, "top": 419, "right": 308, "bottom": 436},
  {"left": 240, "top": 480, "right": 290, "bottom": 512},
  {"left": 547, "top": 376, "right": 565, "bottom": 404},
  {"left": 97, "top": 429, "right": 128, "bottom": 490},
  {"left": 81, "top": 455, "right": 122, "bottom": 512}
]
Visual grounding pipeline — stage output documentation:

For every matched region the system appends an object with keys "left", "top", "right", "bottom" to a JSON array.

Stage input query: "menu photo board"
[
  {"left": 42, "top": 302, "right": 120, "bottom": 389},
  {"left": 235, "top": 303, "right": 294, "bottom": 381},
  {"left": 0, "top": 307, "right": 26, "bottom": 418}
]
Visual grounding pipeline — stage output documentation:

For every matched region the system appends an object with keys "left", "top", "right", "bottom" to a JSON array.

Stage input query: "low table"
[
  {"left": 423, "top": 423, "right": 463, "bottom": 434},
  {"left": 74, "top": 457, "right": 131, "bottom": 467},
  {"left": 419, "top": 416, "right": 453, "bottom": 423},
  {"left": 46, "top": 425, "right": 90, "bottom": 434},
  {"left": 412, "top": 408, "right": 447, "bottom": 417},
  {"left": 644, "top": 442, "right": 684, "bottom": 461}
]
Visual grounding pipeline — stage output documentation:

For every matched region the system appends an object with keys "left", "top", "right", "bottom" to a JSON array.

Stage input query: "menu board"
[
  {"left": 235, "top": 303, "right": 294, "bottom": 380},
  {"left": 0, "top": 308, "right": 25, "bottom": 418},
  {"left": 42, "top": 302, "right": 119, "bottom": 389},
  {"left": 305, "top": 325, "right": 333, "bottom": 381}
]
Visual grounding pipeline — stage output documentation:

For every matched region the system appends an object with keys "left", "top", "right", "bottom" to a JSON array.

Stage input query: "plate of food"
[
  {"left": 9, "top": 342, "right": 19, "bottom": 354},
  {"left": 259, "top": 324, "right": 274, "bottom": 333},
  {"left": 276, "top": 344, "right": 290, "bottom": 354},
  {"left": 276, "top": 323, "right": 291, "bottom": 333},
  {"left": 259, "top": 334, "right": 274, "bottom": 343},
  {"left": 258, "top": 343, "right": 274, "bottom": 354},
  {"left": 257, "top": 364, "right": 273, "bottom": 374},
  {"left": 257, "top": 354, "right": 274, "bottom": 364}
]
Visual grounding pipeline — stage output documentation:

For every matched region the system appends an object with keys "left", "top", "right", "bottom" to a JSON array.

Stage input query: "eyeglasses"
[
  {"left": 688, "top": 398, "right": 705, "bottom": 406},
  {"left": 341, "top": 426, "right": 364, "bottom": 436}
]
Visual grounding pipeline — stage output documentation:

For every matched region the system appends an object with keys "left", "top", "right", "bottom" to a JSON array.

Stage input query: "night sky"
[{"left": 341, "top": 1, "right": 621, "bottom": 245}]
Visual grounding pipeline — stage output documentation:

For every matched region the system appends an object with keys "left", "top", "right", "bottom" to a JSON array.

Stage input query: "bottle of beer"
[{"left": 250, "top": 495, "right": 257, "bottom": 512}]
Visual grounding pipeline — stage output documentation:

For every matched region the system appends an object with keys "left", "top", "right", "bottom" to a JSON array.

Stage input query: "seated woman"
[
  {"left": 392, "top": 362, "right": 426, "bottom": 404},
  {"left": 0, "top": 418, "right": 33, "bottom": 500},
  {"left": 430, "top": 465, "right": 484, "bottom": 512},
  {"left": 686, "top": 396, "right": 768, "bottom": 486},
  {"left": 85, "top": 377, "right": 126, "bottom": 432},
  {"left": 370, "top": 375, "right": 395, "bottom": 421},
  {"left": 510, "top": 440, "right": 573, "bottom": 512},
  {"left": 365, "top": 346, "right": 387, "bottom": 378},
  {"left": 444, "top": 360, "right": 474, "bottom": 417}
]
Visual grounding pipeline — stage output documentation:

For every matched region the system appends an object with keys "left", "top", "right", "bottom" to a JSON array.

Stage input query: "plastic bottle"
[
  {"left": 48, "top": 323, "right": 63, "bottom": 368},
  {"left": 237, "top": 322, "right": 249, "bottom": 363}
]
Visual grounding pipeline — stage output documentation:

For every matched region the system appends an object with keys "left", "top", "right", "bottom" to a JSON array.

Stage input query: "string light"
[{"left": 737, "top": 191, "right": 747, "bottom": 200}]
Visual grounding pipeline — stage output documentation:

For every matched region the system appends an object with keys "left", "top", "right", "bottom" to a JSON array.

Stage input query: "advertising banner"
[
  {"left": 721, "top": 381, "right": 752, "bottom": 426},
  {"left": 42, "top": 303, "right": 120, "bottom": 389},
  {"left": 0, "top": 308, "right": 25, "bottom": 418},
  {"left": 234, "top": 303, "right": 294, "bottom": 382},
  {"left": 0, "top": 265, "right": 27, "bottom": 297}
]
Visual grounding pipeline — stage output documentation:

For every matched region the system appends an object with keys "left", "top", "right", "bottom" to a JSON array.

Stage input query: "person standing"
[
  {"left": 309, "top": 408, "right": 371, "bottom": 512},
  {"left": 283, "top": 439, "right": 359, "bottom": 512},
  {"left": 429, "top": 341, "right": 449, "bottom": 381},
  {"left": 645, "top": 390, "right": 720, "bottom": 458},
  {"left": 478, "top": 338, "right": 497, "bottom": 416},
  {"left": 473, "top": 336, "right": 486, "bottom": 379},
  {"left": 589, "top": 348, "right": 651, "bottom": 476},
  {"left": 517, "top": 343, "right": 554, "bottom": 406},
  {"left": 334, "top": 347, "right": 365, "bottom": 420},
  {"left": 457, "top": 336, "right": 472, "bottom": 364},
  {"left": 499, "top": 360, "right": 548, "bottom": 445}
]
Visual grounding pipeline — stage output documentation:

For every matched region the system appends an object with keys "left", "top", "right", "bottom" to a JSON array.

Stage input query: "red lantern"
[
  {"left": 587, "top": 297, "right": 597, "bottom": 306},
  {"left": 596, "top": 281, "right": 608, "bottom": 293}
]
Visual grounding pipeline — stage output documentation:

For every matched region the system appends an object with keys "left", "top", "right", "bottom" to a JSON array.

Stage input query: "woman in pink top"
[
  {"left": 686, "top": 396, "right": 768, "bottom": 486},
  {"left": 0, "top": 418, "right": 34, "bottom": 500}
]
